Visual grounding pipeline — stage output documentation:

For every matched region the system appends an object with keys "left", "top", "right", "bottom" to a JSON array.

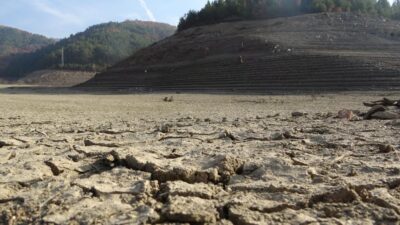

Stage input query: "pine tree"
[
  {"left": 376, "top": 0, "right": 391, "bottom": 17},
  {"left": 392, "top": 0, "right": 400, "bottom": 19}
]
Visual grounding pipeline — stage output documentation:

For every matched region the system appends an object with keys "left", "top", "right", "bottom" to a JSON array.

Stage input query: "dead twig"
[
  {"left": 243, "top": 137, "right": 271, "bottom": 142},
  {"left": 34, "top": 129, "right": 49, "bottom": 138},
  {"left": 11, "top": 136, "right": 29, "bottom": 143},
  {"left": 330, "top": 153, "right": 351, "bottom": 165},
  {"left": 158, "top": 136, "right": 204, "bottom": 142},
  {"left": 0, "top": 197, "right": 24, "bottom": 204},
  {"left": 98, "top": 130, "right": 136, "bottom": 135}
]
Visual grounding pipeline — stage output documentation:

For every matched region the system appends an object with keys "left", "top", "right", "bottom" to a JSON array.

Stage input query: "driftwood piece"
[
  {"left": 363, "top": 98, "right": 400, "bottom": 107},
  {"left": 0, "top": 197, "right": 24, "bottom": 204},
  {"left": 364, "top": 105, "right": 386, "bottom": 120}
]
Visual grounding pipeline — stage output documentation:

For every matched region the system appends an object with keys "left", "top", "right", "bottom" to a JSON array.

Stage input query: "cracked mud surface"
[{"left": 1, "top": 89, "right": 400, "bottom": 224}]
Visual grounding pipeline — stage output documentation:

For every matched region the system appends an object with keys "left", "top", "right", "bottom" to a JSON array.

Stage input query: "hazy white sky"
[{"left": 0, "top": 0, "right": 396, "bottom": 38}]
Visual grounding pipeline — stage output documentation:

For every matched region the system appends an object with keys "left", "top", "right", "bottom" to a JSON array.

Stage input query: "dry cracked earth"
[{"left": 0, "top": 88, "right": 400, "bottom": 224}]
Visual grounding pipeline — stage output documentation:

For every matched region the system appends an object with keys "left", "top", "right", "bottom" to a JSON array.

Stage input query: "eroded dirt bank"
[{"left": 0, "top": 90, "right": 400, "bottom": 224}]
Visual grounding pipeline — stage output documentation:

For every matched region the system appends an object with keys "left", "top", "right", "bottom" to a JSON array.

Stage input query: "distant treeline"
[
  {"left": 0, "top": 26, "right": 54, "bottom": 58},
  {"left": 178, "top": 0, "right": 400, "bottom": 31},
  {"left": 3, "top": 21, "right": 175, "bottom": 80}
]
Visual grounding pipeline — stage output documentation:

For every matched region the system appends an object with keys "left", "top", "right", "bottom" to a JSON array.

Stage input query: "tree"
[
  {"left": 177, "top": 0, "right": 400, "bottom": 32},
  {"left": 392, "top": 0, "right": 400, "bottom": 19},
  {"left": 351, "top": 0, "right": 376, "bottom": 13},
  {"left": 376, "top": 0, "right": 391, "bottom": 17}
]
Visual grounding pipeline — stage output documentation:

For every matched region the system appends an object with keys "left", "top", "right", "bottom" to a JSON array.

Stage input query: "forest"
[
  {"left": 178, "top": 0, "right": 400, "bottom": 31},
  {"left": 3, "top": 21, "right": 174, "bottom": 79}
]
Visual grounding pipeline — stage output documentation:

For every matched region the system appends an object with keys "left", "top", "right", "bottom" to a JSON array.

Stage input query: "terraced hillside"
[{"left": 81, "top": 13, "right": 400, "bottom": 92}]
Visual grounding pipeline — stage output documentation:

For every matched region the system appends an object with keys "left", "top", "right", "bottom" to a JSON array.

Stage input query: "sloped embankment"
[{"left": 81, "top": 13, "right": 400, "bottom": 91}]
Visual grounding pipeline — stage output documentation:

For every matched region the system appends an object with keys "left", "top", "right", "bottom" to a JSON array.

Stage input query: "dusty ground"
[{"left": 0, "top": 86, "right": 400, "bottom": 224}]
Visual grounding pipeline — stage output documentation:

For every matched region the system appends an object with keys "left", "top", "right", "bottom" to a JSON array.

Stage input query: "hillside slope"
[
  {"left": 3, "top": 20, "right": 175, "bottom": 80},
  {"left": 0, "top": 26, "right": 54, "bottom": 75},
  {"left": 81, "top": 13, "right": 400, "bottom": 92}
]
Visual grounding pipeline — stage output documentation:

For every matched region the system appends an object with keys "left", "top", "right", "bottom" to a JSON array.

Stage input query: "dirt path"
[{"left": 0, "top": 90, "right": 399, "bottom": 224}]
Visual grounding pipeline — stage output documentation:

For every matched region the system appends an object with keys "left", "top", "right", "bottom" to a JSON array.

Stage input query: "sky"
[{"left": 0, "top": 0, "right": 209, "bottom": 38}]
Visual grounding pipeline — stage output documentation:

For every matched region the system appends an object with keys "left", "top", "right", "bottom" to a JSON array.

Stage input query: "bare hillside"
[
  {"left": 81, "top": 13, "right": 400, "bottom": 91},
  {"left": 18, "top": 70, "right": 95, "bottom": 87}
]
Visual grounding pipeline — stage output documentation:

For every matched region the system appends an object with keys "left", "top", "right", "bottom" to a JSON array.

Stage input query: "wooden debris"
[
  {"left": 44, "top": 161, "right": 64, "bottom": 176},
  {"left": 378, "top": 144, "right": 395, "bottom": 154},
  {"left": 363, "top": 98, "right": 400, "bottom": 107}
]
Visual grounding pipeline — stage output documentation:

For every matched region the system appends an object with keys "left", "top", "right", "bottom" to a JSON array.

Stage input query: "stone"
[
  {"left": 292, "top": 112, "right": 306, "bottom": 117},
  {"left": 337, "top": 109, "right": 356, "bottom": 120}
]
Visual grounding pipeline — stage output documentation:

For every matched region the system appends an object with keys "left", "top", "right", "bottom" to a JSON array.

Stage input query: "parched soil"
[{"left": 0, "top": 89, "right": 400, "bottom": 224}]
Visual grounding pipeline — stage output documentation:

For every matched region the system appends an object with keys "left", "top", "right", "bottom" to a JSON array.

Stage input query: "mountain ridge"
[
  {"left": 0, "top": 25, "right": 55, "bottom": 76},
  {"left": 2, "top": 20, "right": 175, "bottom": 80}
]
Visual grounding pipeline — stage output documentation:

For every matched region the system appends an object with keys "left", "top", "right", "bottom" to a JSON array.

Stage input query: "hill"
[
  {"left": 2, "top": 20, "right": 175, "bottom": 80},
  {"left": 17, "top": 70, "right": 96, "bottom": 87},
  {"left": 177, "top": 0, "right": 397, "bottom": 31},
  {"left": 0, "top": 25, "right": 54, "bottom": 75},
  {"left": 81, "top": 12, "right": 400, "bottom": 92}
]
